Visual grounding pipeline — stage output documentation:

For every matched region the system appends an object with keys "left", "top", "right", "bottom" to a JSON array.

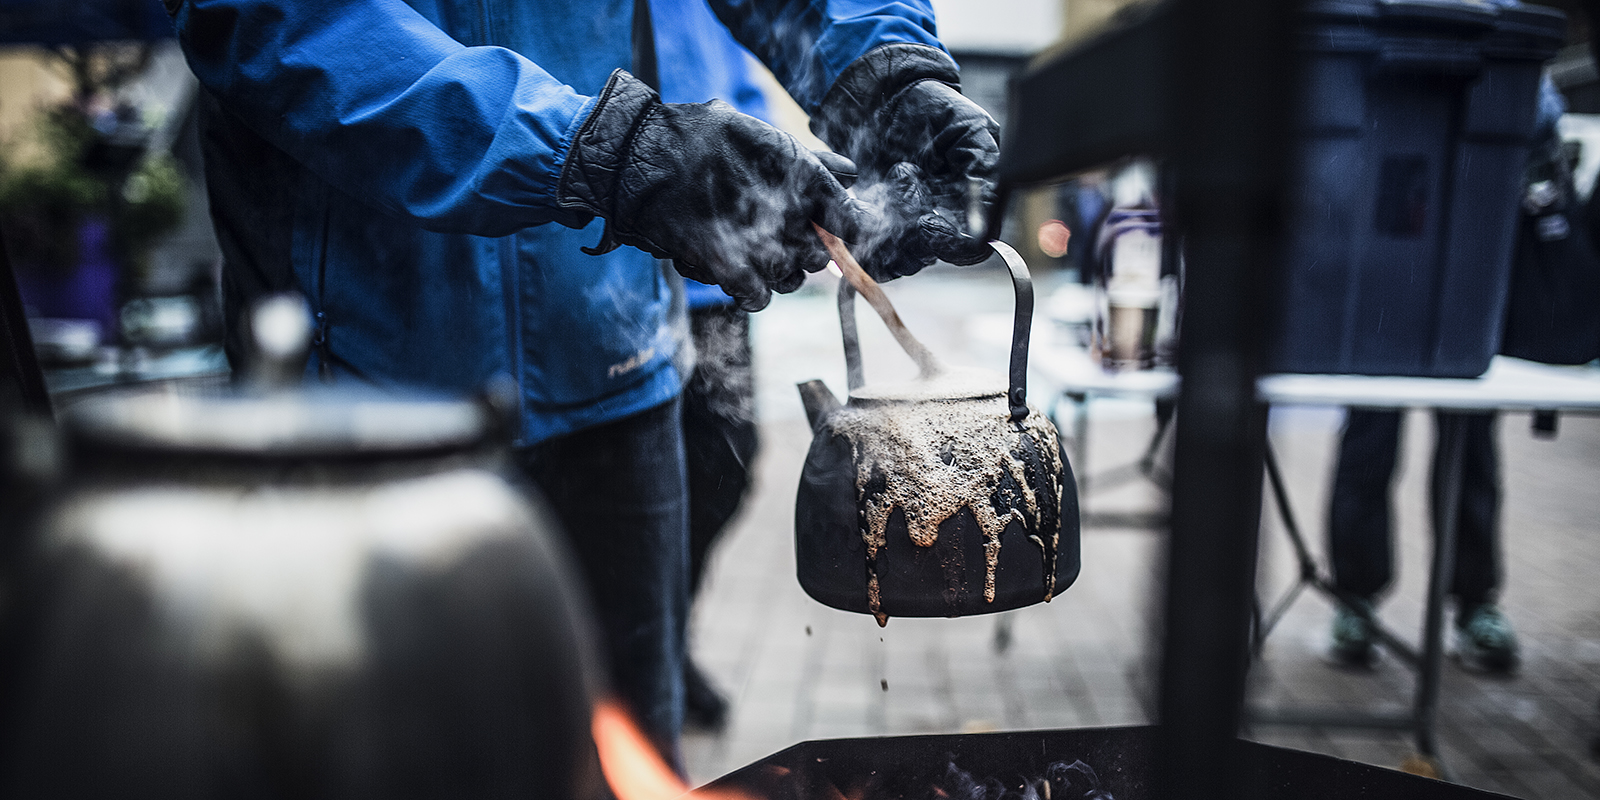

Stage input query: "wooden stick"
[{"left": 814, "top": 224, "right": 943, "bottom": 378}]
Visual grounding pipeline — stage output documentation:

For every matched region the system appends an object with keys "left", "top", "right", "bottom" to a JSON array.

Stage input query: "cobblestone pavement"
[{"left": 681, "top": 267, "right": 1600, "bottom": 798}]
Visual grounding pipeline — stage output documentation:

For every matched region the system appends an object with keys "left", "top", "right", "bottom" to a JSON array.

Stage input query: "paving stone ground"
[{"left": 681, "top": 267, "right": 1600, "bottom": 798}]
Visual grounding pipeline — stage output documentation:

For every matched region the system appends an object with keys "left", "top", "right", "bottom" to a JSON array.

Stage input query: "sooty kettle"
[
  {"left": 795, "top": 243, "right": 1081, "bottom": 626},
  {"left": 0, "top": 297, "right": 606, "bottom": 800}
]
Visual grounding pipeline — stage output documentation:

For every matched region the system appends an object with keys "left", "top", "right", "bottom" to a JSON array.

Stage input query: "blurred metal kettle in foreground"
[
  {"left": 0, "top": 296, "right": 606, "bottom": 800},
  {"left": 795, "top": 243, "right": 1081, "bottom": 626}
]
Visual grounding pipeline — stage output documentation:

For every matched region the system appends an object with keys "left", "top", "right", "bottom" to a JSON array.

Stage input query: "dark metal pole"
[
  {"left": 0, "top": 223, "right": 50, "bottom": 418},
  {"left": 1156, "top": 0, "right": 1295, "bottom": 798},
  {"left": 1416, "top": 412, "right": 1468, "bottom": 768}
]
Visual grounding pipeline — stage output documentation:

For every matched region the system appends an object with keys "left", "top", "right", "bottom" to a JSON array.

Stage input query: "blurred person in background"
[
  {"left": 167, "top": 0, "right": 998, "bottom": 767},
  {"left": 679, "top": 268, "right": 758, "bottom": 731},
  {"left": 1326, "top": 36, "right": 1567, "bottom": 674},
  {"left": 663, "top": 6, "right": 768, "bottom": 733},
  {"left": 1326, "top": 411, "right": 1514, "bottom": 671}
]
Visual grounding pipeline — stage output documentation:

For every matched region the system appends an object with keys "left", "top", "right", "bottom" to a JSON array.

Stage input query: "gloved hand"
[
  {"left": 559, "top": 70, "right": 862, "bottom": 312},
  {"left": 812, "top": 44, "right": 1000, "bottom": 280}
]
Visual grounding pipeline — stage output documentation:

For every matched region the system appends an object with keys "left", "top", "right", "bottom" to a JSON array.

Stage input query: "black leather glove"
[
  {"left": 559, "top": 70, "right": 862, "bottom": 312},
  {"left": 813, "top": 44, "right": 1000, "bottom": 280}
]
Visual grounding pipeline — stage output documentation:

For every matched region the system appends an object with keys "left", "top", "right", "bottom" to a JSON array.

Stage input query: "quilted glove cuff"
[
  {"left": 558, "top": 69, "right": 659, "bottom": 227},
  {"left": 811, "top": 43, "right": 962, "bottom": 156}
]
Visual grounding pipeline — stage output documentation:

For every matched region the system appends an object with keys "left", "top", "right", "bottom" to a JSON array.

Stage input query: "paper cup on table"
[{"left": 1106, "top": 286, "right": 1160, "bottom": 369}]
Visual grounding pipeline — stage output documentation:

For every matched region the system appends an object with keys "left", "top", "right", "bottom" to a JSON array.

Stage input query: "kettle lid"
[
  {"left": 849, "top": 367, "right": 1007, "bottom": 404},
  {"left": 62, "top": 295, "right": 492, "bottom": 459},
  {"left": 63, "top": 383, "right": 489, "bottom": 458}
]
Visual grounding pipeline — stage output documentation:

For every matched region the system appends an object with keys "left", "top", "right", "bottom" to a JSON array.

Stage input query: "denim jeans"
[
  {"left": 1328, "top": 409, "right": 1501, "bottom": 605},
  {"left": 515, "top": 398, "right": 688, "bottom": 767}
]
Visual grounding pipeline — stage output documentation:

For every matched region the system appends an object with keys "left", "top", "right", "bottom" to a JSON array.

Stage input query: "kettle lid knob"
[{"left": 249, "top": 294, "right": 312, "bottom": 388}]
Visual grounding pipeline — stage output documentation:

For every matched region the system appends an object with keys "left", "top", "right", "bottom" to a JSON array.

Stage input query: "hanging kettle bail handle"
[{"left": 837, "top": 241, "right": 1034, "bottom": 423}]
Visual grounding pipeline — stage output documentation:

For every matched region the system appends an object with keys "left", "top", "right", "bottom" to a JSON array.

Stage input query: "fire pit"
[{"left": 704, "top": 727, "right": 1511, "bottom": 800}]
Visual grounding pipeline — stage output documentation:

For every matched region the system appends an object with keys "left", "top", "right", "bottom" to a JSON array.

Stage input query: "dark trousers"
[
  {"left": 516, "top": 399, "right": 687, "bottom": 764},
  {"left": 1328, "top": 409, "right": 1502, "bottom": 606},
  {"left": 683, "top": 307, "right": 759, "bottom": 595}
]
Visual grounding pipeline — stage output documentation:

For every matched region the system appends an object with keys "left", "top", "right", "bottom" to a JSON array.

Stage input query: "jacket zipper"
[
  {"left": 313, "top": 194, "right": 333, "bottom": 381},
  {"left": 499, "top": 237, "right": 524, "bottom": 443},
  {"left": 476, "top": 0, "right": 493, "bottom": 45}
]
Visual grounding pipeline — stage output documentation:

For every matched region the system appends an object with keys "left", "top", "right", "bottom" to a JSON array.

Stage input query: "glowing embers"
[{"left": 715, "top": 746, "right": 1118, "bottom": 800}]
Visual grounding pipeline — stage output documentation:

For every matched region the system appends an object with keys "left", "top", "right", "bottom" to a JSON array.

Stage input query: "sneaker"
[
  {"left": 1329, "top": 601, "right": 1377, "bottom": 667},
  {"left": 1455, "top": 603, "right": 1519, "bottom": 673}
]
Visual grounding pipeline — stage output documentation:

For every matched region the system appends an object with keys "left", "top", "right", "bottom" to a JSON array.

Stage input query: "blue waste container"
[{"left": 1269, "top": 0, "right": 1566, "bottom": 377}]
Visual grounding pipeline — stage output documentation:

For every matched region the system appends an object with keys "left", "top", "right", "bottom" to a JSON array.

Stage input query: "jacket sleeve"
[
  {"left": 705, "top": 0, "right": 946, "bottom": 114},
  {"left": 173, "top": 0, "right": 596, "bottom": 236}
]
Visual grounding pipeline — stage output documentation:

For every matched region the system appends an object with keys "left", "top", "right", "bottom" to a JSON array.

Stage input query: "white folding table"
[
  {"left": 1034, "top": 346, "right": 1178, "bottom": 526},
  {"left": 1033, "top": 350, "right": 1600, "bottom": 769}
]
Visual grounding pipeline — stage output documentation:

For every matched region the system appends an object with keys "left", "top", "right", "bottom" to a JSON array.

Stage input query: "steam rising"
[{"left": 652, "top": 106, "right": 854, "bottom": 311}]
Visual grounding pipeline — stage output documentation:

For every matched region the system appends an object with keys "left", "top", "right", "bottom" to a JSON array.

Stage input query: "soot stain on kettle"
[{"left": 826, "top": 388, "right": 1066, "bottom": 627}]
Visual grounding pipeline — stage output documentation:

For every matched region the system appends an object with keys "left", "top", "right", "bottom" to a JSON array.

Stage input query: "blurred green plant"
[{"left": 0, "top": 49, "right": 185, "bottom": 280}]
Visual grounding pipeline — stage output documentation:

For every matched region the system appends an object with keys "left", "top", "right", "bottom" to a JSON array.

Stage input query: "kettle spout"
[{"left": 797, "top": 380, "right": 841, "bottom": 432}]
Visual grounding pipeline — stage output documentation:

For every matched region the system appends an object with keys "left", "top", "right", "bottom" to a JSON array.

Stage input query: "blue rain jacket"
[{"left": 173, "top": 0, "right": 942, "bottom": 443}]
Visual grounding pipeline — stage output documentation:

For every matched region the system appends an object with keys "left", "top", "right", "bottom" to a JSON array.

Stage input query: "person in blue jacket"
[{"left": 168, "top": 0, "right": 1000, "bottom": 765}]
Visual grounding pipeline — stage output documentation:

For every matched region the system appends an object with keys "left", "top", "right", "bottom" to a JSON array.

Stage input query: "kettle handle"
[
  {"left": 837, "top": 241, "right": 1034, "bottom": 422},
  {"left": 991, "top": 241, "right": 1035, "bottom": 422},
  {"left": 838, "top": 278, "right": 867, "bottom": 392}
]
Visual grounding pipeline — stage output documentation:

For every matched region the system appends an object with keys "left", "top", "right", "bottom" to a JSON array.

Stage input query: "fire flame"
[{"left": 591, "top": 699, "right": 757, "bottom": 800}]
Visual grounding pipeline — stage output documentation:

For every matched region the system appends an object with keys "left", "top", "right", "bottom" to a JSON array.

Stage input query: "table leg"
[
  {"left": 1263, "top": 443, "right": 1318, "bottom": 579},
  {"left": 1070, "top": 392, "right": 1089, "bottom": 500},
  {"left": 1137, "top": 403, "right": 1175, "bottom": 488},
  {"left": 1257, "top": 442, "right": 1318, "bottom": 644},
  {"left": 1254, "top": 435, "right": 1422, "bottom": 665},
  {"left": 1415, "top": 411, "right": 1467, "bottom": 763}
]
